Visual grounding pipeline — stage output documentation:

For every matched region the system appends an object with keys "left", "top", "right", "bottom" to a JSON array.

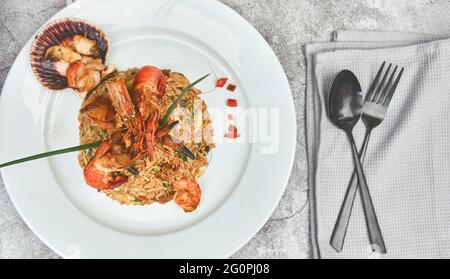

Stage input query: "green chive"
[
  {"left": 0, "top": 141, "right": 102, "bottom": 169},
  {"left": 0, "top": 75, "right": 209, "bottom": 169},
  {"left": 159, "top": 74, "right": 210, "bottom": 127}
]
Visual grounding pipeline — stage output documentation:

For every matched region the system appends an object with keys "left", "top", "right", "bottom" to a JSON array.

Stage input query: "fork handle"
[
  {"left": 330, "top": 130, "right": 371, "bottom": 252},
  {"left": 343, "top": 132, "right": 386, "bottom": 254}
]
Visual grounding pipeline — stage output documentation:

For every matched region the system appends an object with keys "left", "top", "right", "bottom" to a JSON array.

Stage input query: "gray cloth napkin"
[{"left": 306, "top": 30, "right": 450, "bottom": 259}]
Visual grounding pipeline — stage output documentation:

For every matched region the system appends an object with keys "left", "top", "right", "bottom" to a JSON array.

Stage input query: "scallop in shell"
[{"left": 30, "top": 18, "right": 109, "bottom": 90}]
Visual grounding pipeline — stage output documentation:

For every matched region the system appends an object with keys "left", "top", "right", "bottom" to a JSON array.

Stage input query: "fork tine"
[
  {"left": 365, "top": 62, "right": 386, "bottom": 101},
  {"left": 371, "top": 63, "right": 392, "bottom": 102},
  {"left": 382, "top": 67, "right": 404, "bottom": 106},
  {"left": 378, "top": 65, "right": 398, "bottom": 104}
]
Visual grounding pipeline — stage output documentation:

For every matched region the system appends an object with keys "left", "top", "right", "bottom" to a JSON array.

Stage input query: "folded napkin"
[{"left": 306, "top": 31, "right": 450, "bottom": 259}]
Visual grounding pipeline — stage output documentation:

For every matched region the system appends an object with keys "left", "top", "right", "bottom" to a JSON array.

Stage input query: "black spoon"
[{"left": 327, "top": 70, "right": 386, "bottom": 254}]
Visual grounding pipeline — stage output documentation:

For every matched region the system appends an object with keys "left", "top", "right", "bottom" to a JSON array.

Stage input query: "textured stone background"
[{"left": 1, "top": 0, "right": 450, "bottom": 259}]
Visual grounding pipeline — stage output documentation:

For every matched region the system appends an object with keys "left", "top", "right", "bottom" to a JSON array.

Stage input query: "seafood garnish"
[
  {"left": 65, "top": 35, "right": 98, "bottom": 56},
  {"left": 83, "top": 140, "right": 131, "bottom": 190},
  {"left": 105, "top": 76, "right": 146, "bottom": 160},
  {"left": 30, "top": 18, "right": 112, "bottom": 93},
  {"left": 79, "top": 95, "right": 116, "bottom": 130},
  {"left": 145, "top": 110, "right": 160, "bottom": 161},
  {"left": 45, "top": 46, "right": 82, "bottom": 63},
  {"left": 134, "top": 66, "right": 168, "bottom": 159},
  {"left": 173, "top": 179, "right": 202, "bottom": 212},
  {"left": 133, "top": 66, "right": 167, "bottom": 119}
]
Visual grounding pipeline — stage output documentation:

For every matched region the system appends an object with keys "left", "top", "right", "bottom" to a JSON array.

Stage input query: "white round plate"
[{"left": 0, "top": 0, "right": 296, "bottom": 258}]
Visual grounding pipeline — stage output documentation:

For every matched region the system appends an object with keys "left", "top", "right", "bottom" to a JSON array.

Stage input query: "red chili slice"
[
  {"left": 227, "top": 99, "right": 237, "bottom": 107},
  {"left": 228, "top": 124, "right": 237, "bottom": 133},
  {"left": 227, "top": 84, "right": 236, "bottom": 92},
  {"left": 225, "top": 124, "right": 239, "bottom": 139},
  {"left": 216, "top": 78, "right": 228, "bottom": 88}
]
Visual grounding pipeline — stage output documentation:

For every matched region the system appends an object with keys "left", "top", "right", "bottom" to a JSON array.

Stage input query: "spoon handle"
[
  {"left": 330, "top": 130, "right": 371, "bottom": 252},
  {"left": 346, "top": 132, "right": 386, "bottom": 254}
]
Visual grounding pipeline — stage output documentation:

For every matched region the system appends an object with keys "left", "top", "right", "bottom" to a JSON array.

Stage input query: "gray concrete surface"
[{"left": 1, "top": 0, "right": 450, "bottom": 259}]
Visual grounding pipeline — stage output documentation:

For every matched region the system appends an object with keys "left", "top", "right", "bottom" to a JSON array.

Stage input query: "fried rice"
[{"left": 78, "top": 68, "right": 214, "bottom": 205}]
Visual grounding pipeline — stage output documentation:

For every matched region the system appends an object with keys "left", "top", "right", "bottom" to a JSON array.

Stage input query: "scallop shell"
[{"left": 30, "top": 18, "right": 109, "bottom": 90}]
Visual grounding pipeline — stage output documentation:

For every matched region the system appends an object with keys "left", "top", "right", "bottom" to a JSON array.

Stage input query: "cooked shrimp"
[
  {"left": 80, "top": 95, "right": 116, "bottom": 130},
  {"left": 133, "top": 66, "right": 166, "bottom": 119},
  {"left": 173, "top": 179, "right": 201, "bottom": 212},
  {"left": 83, "top": 140, "right": 131, "bottom": 190}
]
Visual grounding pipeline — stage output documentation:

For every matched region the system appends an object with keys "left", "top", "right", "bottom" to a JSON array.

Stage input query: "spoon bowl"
[{"left": 328, "top": 70, "right": 363, "bottom": 133}]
